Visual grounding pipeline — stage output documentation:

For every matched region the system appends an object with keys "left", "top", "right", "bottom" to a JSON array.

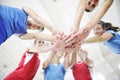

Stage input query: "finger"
[
  {"left": 62, "top": 34, "right": 71, "bottom": 41},
  {"left": 56, "top": 32, "right": 64, "bottom": 40},
  {"left": 64, "top": 32, "right": 80, "bottom": 44},
  {"left": 64, "top": 35, "right": 75, "bottom": 44}
]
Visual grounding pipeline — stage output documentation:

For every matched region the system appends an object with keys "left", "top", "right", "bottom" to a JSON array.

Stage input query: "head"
[
  {"left": 27, "top": 20, "right": 44, "bottom": 31},
  {"left": 93, "top": 21, "right": 105, "bottom": 36},
  {"left": 93, "top": 21, "right": 120, "bottom": 36},
  {"left": 85, "top": 0, "right": 99, "bottom": 12},
  {"left": 34, "top": 39, "right": 44, "bottom": 47}
]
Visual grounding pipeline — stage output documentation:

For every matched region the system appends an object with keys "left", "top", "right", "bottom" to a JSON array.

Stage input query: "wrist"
[
  {"left": 82, "top": 40, "right": 87, "bottom": 44},
  {"left": 19, "top": 34, "right": 22, "bottom": 39}
]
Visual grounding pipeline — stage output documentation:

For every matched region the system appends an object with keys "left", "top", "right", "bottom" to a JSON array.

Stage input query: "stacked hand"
[
  {"left": 64, "top": 27, "right": 90, "bottom": 48},
  {"left": 51, "top": 27, "right": 90, "bottom": 52}
]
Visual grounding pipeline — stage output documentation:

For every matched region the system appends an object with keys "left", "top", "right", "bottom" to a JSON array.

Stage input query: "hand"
[
  {"left": 52, "top": 32, "right": 66, "bottom": 51},
  {"left": 52, "top": 28, "right": 60, "bottom": 35},
  {"left": 64, "top": 27, "right": 89, "bottom": 46},
  {"left": 71, "top": 27, "right": 79, "bottom": 34}
]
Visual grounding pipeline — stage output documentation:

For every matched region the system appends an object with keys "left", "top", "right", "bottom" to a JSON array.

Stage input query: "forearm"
[
  {"left": 43, "top": 51, "right": 56, "bottom": 69},
  {"left": 38, "top": 45, "right": 56, "bottom": 53},
  {"left": 83, "top": 32, "right": 114, "bottom": 44},
  {"left": 64, "top": 52, "right": 70, "bottom": 69},
  {"left": 34, "top": 16, "right": 57, "bottom": 33},
  {"left": 72, "top": 0, "right": 87, "bottom": 32},
  {"left": 84, "top": 36, "right": 103, "bottom": 44},
  {"left": 19, "top": 33, "right": 56, "bottom": 41},
  {"left": 19, "top": 33, "right": 36, "bottom": 40},
  {"left": 23, "top": 7, "right": 57, "bottom": 33},
  {"left": 86, "top": 0, "right": 114, "bottom": 30},
  {"left": 68, "top": 52, "right": 76, "bottom": 67},
  {"left": 35, "top": 34, "right": 56, "bottom": 41}
]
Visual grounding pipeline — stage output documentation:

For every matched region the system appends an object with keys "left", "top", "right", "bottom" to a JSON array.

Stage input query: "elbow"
[
  {"left": 23, "top": 7, "right": 30, "bottom": 11},
  {"left": 19, "top": 34, "right": 25, "bottom": 40},
  {"left": 22, "top": 7, "right": 28, "bottom": 12}
]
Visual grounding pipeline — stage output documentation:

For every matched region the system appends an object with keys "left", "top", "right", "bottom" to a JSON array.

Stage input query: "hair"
[
  {"left": 85, "top": 0, "right": 99, "bottom": 12},
  {"left": 98, "top": 21, "right": 120, "bottom": 32},
  {"left": 85, "top": 8, "right": 92, "bottom": 12},
  {"left": 34, "top": 39, "right": 38, "bottom": 44},
  {"left": 40, "top": 26, "right": 44, "bottom": 32},
  {"left": 27, "top": 20, "right": 44, "bottom": 31},
  {"left": 34, "top": 39, "right": 44, "bottom": 45}
]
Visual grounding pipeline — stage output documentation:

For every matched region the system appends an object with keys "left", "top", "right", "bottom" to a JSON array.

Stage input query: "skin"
[
  {"left": 23, "top": 7, "right": 59, "bottom": 34},
  {"left": 28, "top": 33, "right": 67, "bottom": 53},
  {"left": 72, "top": 0, "right": 99, "bottom": 33},
  {"left": 28, "top": 39, "right": 56, "bottom": 53},
  {"left": 43, "top": 51, "right": 70, "bottom": 70},
  {"left": 66, "top": 0, "right": 114, "bottom": 46},
  {"left": 83, "top": 24, "right": 113, "bottom": 44},
  {"left": 68, "top": 47, "right": 93, "bottom": 68},
  {"left": 27, "top": 20, "right": 44, "bottom": 30},
  {"left": 19, "top": 7, "right": 60, "bottom": 41},
  {"left": 85, "top": 0, "right": 99, "bottom": 11},
  {"left": 19, "top": 32, "right": 57, "bottom": 42}
]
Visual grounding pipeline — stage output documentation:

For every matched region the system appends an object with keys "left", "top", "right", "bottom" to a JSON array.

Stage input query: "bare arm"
[
  {"left": 85, "top": 0, "right": 114, "bottom": 30},
  {"left": 63, "top": 52, "right": 71, "bottom": 70},
  {"left": 23, "top": 7, "right": 59, "bottom": 34},
  {"left": 77, "top": 49, "right": 94, "bottom": 67},
  {"left": 19, "top": 32, "right": 56, "bottom": 41},
  {"left": 66, "top": 45, "right": 81, "bottom": 67},
  {"left": 72, "top": 0, "right": 87, "bottom": 33},
  {"left": 28, "top": 33, "right": 67, "bottom": 53},
  {"left": 29, "top": 44, "right": 56, "bottom": 53},
  {"left": 68, "top": 51, "right": 77, "bottom": 68},
  {"left": 84, "top": 32, "right": 114, "bottom": 44},
  {"left": 65, "top": 0, "right": 114, "bottom": 45},
  {"left": 43, "top": 51, "right": 57, "bottom": 69}
]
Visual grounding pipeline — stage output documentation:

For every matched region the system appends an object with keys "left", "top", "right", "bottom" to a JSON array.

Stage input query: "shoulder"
[
  {"left": 106, "top": 30, "right": 120, "bottom": 36},
  {"left": 106, "top": 30, "right": 115, "bottom": 34}
]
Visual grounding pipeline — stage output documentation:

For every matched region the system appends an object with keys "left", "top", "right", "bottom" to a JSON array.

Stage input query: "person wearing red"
[
  {"left": 4, "top": 50, "right": 40, "bottom": 80},
  {"left": 72, "top": 62, "right": 92, "bottom": 80},
  {"left": 69, "top": 48, "right": 93, "bottom": 80},
  {"left": 4, "top": 37, "right": 64, "bottom": 80},
  {"left": 4, "top": 32, "right": 67, "bottom": 80},
  {"left": 3, "top": 39, "right": 46, "bottom": 80}
]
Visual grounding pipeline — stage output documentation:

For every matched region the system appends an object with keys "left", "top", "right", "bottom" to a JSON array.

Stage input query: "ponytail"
[{"left": 98, "top": 21, "right": 120, "bottom": 32}]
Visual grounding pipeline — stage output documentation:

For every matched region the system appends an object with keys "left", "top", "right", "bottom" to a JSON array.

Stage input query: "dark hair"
[
  {"left": 34, "top": 39, "right": 38, "bottom": 44},
  {"left": 34, "top": 39, "right": 44, "bottom": 45},
  {"left": 98, "top": 21, "right": 120, "bottom": 32},
  {"left": 85, "top": 8, "right": 92, "bottom": 12},
  {"left": 28, "top": 20, "right": 44, "bottom": 31},
  {"left": 40, "top": 26, "right": 44, "bottom": 32}
]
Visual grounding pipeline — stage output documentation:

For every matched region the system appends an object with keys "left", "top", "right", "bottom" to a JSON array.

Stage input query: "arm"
[
  {"left": 43, "top": 51, "right": 57, "bottom": 69},
  {"left": 38, "top": 32, "right": 67, "bottom": 53},
  {"left": 29, "top": 44, "right": 57, "bottom": 53},
  {"left": 85, "top": 0, "right": 114, "bottom": 30},
  {"left": 23, "top": 7, "right": 59, "bottom": 34},
  {"left": 77, "top": 49, "right": 94, "bottom": 67},
  {"left": 65, "top": 0, "right": 114, "bottom": 44},
  {"left": 83, "top": 32, "right": 114, "bottom": 44},
  {"left": 72, "top": 0, "right": 87, "bottom": 33},
  {"left": 66, "top": 45, "right": 81, "bottom": 67},
  {"left": 68, "top": 51, "right": 77, "bottom": 68},
  {"left": 28, "top": 33, "right": 67, "bottom": 53},
  {"left": 19, "top": 32, "right": 56, "bottom": 41},
  {"left": 63, "top": 52, "right": 71, "bottom": 70}
]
